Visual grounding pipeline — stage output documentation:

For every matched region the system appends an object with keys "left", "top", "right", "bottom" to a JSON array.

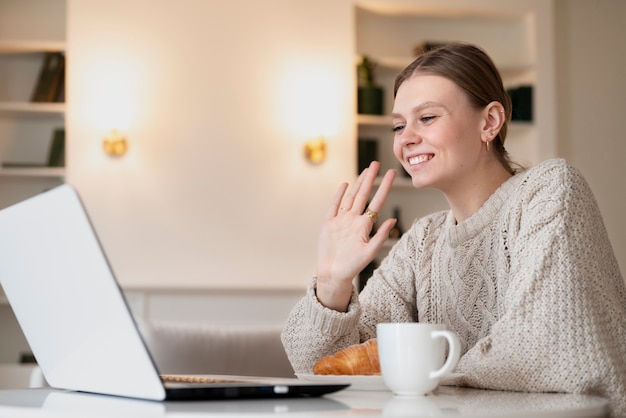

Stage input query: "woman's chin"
[{"left": 408, "top": 174, "right": 434, "bottom": 190}]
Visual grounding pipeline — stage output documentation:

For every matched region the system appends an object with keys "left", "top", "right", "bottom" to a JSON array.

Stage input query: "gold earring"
[{"left": 485, "top": 140, "right": 490, "bottom": 153}]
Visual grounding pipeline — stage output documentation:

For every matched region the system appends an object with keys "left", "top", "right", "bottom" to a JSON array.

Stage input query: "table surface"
[{"left": 0, "top": 385, "right": 609, "bottom": 418}]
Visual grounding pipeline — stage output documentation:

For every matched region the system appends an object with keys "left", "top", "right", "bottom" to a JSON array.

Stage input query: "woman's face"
[{"left": 391, "top": 74, "right": 485, "bottom": 194}]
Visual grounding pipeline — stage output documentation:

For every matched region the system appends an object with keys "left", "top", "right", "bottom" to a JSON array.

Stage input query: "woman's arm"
[
  {"left": 281, "top": 219, "right": 428, "bottom": 373},
  {"left": 281, "top": 161, "right": 398, "bottom": 372},
  {"left": 280, "top": 278, "right": 362, "bottom": 373},
  {"left": 315, "top": 162, "right": 397, "bottom": 312}
]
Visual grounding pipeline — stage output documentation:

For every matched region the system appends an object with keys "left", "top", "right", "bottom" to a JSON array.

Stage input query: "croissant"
[{"left": 313, "top": 339, "right": 380, "bottom": 375}]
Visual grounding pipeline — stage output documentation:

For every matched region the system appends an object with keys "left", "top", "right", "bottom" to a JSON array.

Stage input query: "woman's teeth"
[{"left": 408, "top": 154, "right": 433, "bottom": 165}]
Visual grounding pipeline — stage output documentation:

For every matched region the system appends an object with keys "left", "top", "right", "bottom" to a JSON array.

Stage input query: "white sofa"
[
  {"left": 138, "top": 320, "right": 295, "bottom": 378},
  {"left": 0, "top": 363, "right": 46, "bottom": 389}
]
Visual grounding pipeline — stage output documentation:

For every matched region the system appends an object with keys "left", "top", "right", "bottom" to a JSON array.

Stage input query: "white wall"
[
  {"left": 66, "top": 0, "right": 355, "bottom": 290},
  {"left": 554, "top": 0, "right": 626, "bottom": 272}
]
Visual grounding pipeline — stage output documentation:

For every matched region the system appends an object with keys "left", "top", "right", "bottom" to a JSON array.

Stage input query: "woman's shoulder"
[
  {"left": 517, "top": 158, "right": 588, "bottom": 192},
  {"left": 524, "top": 158, "right": 575, "bottom": 176},
  {"left": 511, "top": 158, "right": 597, "bottom": 213},
  {"left": 522, "top": 158, "right": 585, "bottom": 181}
]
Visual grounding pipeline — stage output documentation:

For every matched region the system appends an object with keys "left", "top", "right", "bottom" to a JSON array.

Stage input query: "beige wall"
[
  {"left": 65, "top": 0, "right": 626, "bottom": 292},
  {"left": 3, "top": 0, "right": 626, "bottom": 364},
  {"left": 66, "top": 0, "right": 355, "bottom": 290},
  {"left": 554, "top": 0, "right": 626, "bottom": 272}
]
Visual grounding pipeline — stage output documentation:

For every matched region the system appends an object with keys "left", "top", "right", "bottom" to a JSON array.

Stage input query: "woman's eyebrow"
[{"left": 391, "top": 101, "right": 446, "bottom": 119}]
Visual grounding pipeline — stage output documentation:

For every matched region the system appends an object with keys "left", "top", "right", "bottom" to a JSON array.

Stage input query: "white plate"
[{"left": 296, "top": 373, "right": 465, "bottom": 392}]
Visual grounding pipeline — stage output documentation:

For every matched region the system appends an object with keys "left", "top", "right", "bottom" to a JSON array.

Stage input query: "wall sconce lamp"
[
  {"left": 304, "top": 136, "right": 327, "bottom": 164},
  {"left": 103, "top": 129, "right": 128, "bottom": 157}
]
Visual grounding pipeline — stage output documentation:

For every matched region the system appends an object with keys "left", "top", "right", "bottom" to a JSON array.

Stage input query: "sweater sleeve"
[
  {"left": 280, "top": 277, "right": 362, "bottom": 373},
  {"left": 456, "top": 160, "right": 626, "bottom": 417}
]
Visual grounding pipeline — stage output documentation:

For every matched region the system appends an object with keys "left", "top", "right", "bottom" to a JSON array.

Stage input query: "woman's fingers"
[
  {"left": 328, "top": 162, "right": 397, "bottom": 227},
  {"left": 325, "top": 182, "right": 349, "bottom": 220},
  {"left": 370, "top": 218, "right": 397, "bottom": 246},
  {"left": 366, "top": 168, "right": 396, "bottom": 214},
  {"left": 351, "top": 162, "right": 381, "bottom": 213},
  {"left": 340, "top": 167, "right": 368, "bottom": 213}
]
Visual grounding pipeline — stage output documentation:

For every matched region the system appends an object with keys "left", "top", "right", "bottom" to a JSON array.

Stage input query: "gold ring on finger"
[{"left": 365, "top": 208, "right": 378, "bottom": 224}]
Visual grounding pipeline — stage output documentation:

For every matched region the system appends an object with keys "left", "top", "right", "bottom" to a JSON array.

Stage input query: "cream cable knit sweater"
[{"left": 281, "top": 159, "right": 626, "bottom": 417}]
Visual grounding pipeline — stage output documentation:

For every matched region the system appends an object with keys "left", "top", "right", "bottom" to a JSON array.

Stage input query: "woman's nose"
[{"left": 397, "top": 125, "right": 421, "bottom": 147}]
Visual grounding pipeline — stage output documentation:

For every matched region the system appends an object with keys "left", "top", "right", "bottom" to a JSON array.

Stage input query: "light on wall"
[
  {"left": 84, "top": 59, "right": 138, "bottom": 158},
  {"left": 103, "top": 129, "right": 128, "bottom": 157},
  {"left": 279, "top": 61, "right": 341, "bottom": 167},
  {"left": 304, "top": 136, "right": 327, "bottom": 164}
]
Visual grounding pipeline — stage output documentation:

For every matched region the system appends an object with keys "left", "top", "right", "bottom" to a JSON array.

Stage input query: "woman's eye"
[
  {"left": 392, "top": 124, "right": 405, "bottom": 133},
  {"left": 420, "top": 115, "right": 436, "bottom": 124}
]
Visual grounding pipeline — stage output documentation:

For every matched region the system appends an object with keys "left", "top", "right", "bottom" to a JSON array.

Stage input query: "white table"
[{"left": 0, "top": 386, "right": 609, "bottom": 417}]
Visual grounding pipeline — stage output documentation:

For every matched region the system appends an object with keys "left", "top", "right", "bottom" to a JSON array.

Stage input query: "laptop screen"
[{"left": 0, "top": 185, "right": 166, "bottom": 400}]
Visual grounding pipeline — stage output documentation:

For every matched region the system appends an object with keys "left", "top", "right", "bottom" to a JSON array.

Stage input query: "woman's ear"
[{"left": 481, "top": 101, "right": 505, "bottom": 141}]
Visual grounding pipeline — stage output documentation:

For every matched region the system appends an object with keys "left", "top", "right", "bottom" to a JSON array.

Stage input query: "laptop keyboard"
[{"left": 160, "top": 374, "right": 241, "bottom": 384}]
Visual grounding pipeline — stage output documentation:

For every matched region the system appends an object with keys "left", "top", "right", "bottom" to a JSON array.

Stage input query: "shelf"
[
  {"left": 0, "top": 167, "right": 65, "bottom": 178},
  {"left": 0, "top": 40, "right": 65, "bottom": 54},
  {"left": 0, "top": 102, "right": 65, "bottom": 117},
  {"left": 357, "top": 114, "right": 391, "bottom": 127},
  {"left": 356, "top": 54, "right": 410, "bottom": 70}
]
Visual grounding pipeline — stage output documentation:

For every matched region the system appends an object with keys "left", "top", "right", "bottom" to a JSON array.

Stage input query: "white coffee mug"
[{"left": 376, "top": 322, "right": 461, "bottom": 396}]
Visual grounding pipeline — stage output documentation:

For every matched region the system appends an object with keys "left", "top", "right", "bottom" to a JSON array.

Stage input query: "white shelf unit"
[
  {"left": 0, "top": 1, "right": 66, "bottom": 209},
  {"left": 354, "top": 1, "right": 551, "bottom": 276},
  {"left": 0, "top": 167, "right": 65, "bottom": 178},
  {"left": 0, "top": 40, "right": 66, "bottom": 54},
  {"left": 0, "top": 102, "right": 65, "bottom": 115}
]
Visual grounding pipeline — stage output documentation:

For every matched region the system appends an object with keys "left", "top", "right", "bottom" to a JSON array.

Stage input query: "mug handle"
[{"left": 429, "top": 330, "right": 461, "bottom": 379}]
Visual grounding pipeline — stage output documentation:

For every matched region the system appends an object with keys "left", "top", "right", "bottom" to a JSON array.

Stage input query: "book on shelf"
[
  {"left": 0, "top": 128, "right": 65, "bottom": 170},
  {"left": 47, "top": 128, "right": 65, "bottom": 167},
  {"left": 54, "top": 63, "right": 65, "bottom": 102},
  {"left": 31, "top": 52, "right": 65, "bottom": 103}
]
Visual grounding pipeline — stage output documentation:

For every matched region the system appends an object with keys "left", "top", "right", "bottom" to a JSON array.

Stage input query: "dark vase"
[{"left": 358, "top": 85, "right": 384, "bottom": 115}]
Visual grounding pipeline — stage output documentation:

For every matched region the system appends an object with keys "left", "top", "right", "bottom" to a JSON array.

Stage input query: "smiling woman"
[{"left": 281, "top": 43, "right": 626, "bottom": 418}]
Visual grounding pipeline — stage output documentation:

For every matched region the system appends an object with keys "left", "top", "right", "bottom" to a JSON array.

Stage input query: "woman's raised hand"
[{"left": 315, "top": 161, "right": 397, "bottom": 312}]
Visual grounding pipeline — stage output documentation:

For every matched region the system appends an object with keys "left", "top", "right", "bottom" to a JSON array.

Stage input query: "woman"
[{"left": 281, "top": 43, "right": 626, "bottom": 416}]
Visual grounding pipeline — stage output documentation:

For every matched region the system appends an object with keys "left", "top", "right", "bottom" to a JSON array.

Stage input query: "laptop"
[{"left": 0, "top": 184, "right": 348, "bottom": 401}]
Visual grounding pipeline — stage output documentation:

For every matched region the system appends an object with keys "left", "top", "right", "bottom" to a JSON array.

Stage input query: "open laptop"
[{"left": 0, "top": 184, "right": 348, "bottom": 401}]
